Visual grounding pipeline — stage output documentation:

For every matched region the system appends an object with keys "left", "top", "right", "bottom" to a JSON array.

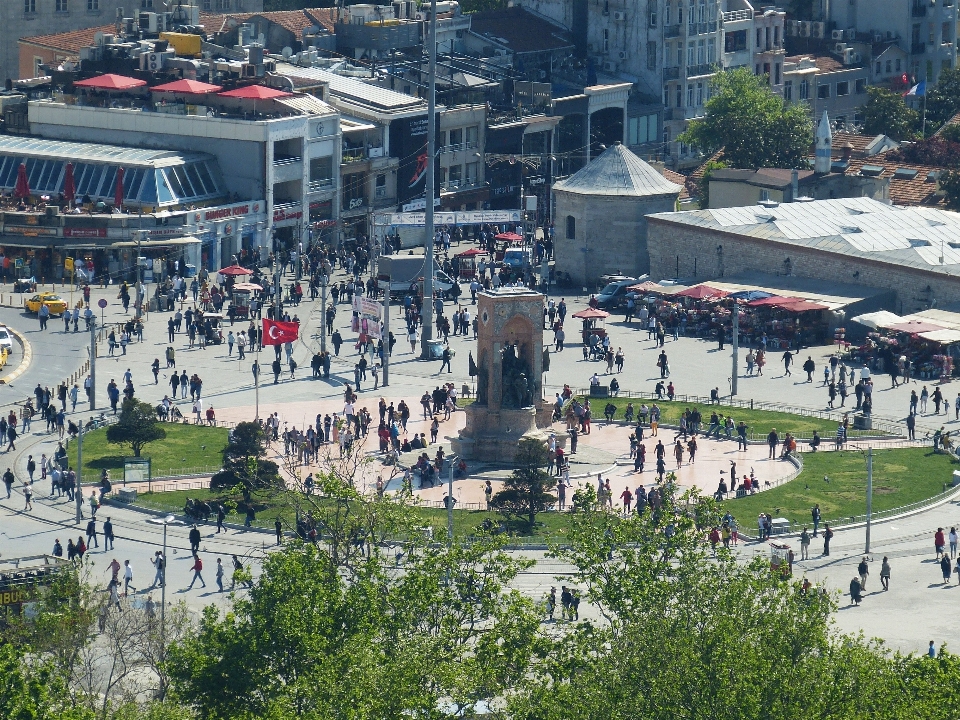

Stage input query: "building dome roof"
[{"left": 553, "top": 143, "right": 683, "bottom": 197}]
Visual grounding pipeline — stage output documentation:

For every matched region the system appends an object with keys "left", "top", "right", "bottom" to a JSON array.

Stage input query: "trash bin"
[
  {"left": 853, "top": 413, "right": 872, "bottom": 431},
  {"left": 184, "top": 264, "right": 197, "bottom": 278},
  {"left": 425, "top": 339, "right": 445, "bottom": 360},
  {"left": 117, "top": 488, "right": 137, "bottom": 503}
]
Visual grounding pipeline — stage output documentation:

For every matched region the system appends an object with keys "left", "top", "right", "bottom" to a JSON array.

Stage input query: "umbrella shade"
[
  {"left": 13, "top": 163, "right": 29, "bottom": 199},
  {"left": 774, "top": 298, "right": 829, "bottom": 312},
  {"left": 727, "top": 289, "right": 774, "bottom": 301},
  {"left": 114, "top": 167, "right": 125, "bottom": 208},
  {"left": 675, "top": 284, "right": 728, "bottom": 300},
  {"left": 74, "top": 74, "right": 147, "bottom": 90},
  {"left": 218, "top": 84, "right": 292, "bottom": 100},
  {"left": 493, "top": 232, "right": 524, "bottom": 242},
  {"left": 455, "top": 248, "right": 487, "bottom": 257},
  {"left": 63, "top": 162, "right": 76, "bottom": 203},
  {"left": 572, "top": 307, "right": 610, "bottom": 319},
  {"left": 152, "top": 79, "right": 223, "bottom": 94},
  {"left": 232, "top": 282, "right": 263, "bottom": 292},
  {"left": 887, "top": 320, "right": 946, "bottom": 334},
  {"left": 218, "top": 265, "right": 253, "bottom": 277},
  {"left": 746, "top": 295, "right": 791, "bottom": 307}
]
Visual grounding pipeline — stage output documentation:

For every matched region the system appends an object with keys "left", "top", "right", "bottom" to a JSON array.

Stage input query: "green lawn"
[
  {"left": 71, "top": 424, "right": 229, "bottom": 483},
  {"left": 588, "top": 397, "right": 882, "bottom": 440},
  {"left": 132, "top": 487, "right": 577, "bottom": 543},
  {"left": 722, "top": 447, "right": 958, "bottom": 530}
]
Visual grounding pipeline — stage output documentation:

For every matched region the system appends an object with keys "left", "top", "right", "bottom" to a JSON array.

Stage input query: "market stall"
[
  {"left": 453, "top": 248, "right": 487, "bottom": 280},
  {"left": 572, "top": 307, "right": 609, "bottom": 357}
]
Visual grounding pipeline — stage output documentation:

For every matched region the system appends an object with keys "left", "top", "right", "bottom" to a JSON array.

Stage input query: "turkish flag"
[{"left": 262, "top": 319, "right": 299, "bottom": 345}]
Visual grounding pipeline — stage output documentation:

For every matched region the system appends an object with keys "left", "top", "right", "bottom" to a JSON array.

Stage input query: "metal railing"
[
  {"left": 664, "top": 66, "right": 680, "bottom": 80},
  {"left": 665, "top": 24, "right": 681, "bottom": 38},
  {"left": 721, "top": 9, "right": 752, "bottom": 21},
  {"left": 342, "top": 147, "right": 367, "bottom": 163}
]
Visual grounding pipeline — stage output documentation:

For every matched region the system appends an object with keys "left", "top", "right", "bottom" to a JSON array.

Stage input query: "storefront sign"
[
  {"left": 147, "top": 227, "right": 188, "bottom": 238},
  {"left": 4, "top": 226, "right": 58, "bottom": 237},
  {"left": 63, "top": 227, "right": 107, "bottom": 239},
  {"left": 273, "top": 206, "right": 303, "bottom": 223},
  {"left": 374, "top": 210, "right": 523, "bottom": 227},
  {"left": 313, "top": 219, "right": 337, "bottom": 229},
  {"left": 201, "top": 201, "right": 262, "bottom": 223}
]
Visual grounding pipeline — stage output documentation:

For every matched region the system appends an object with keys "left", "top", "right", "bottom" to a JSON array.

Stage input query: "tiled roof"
[
  {"left": 709, "top": 167, "right": 815, "bottom": 189},
  {"left": 843, "top": 157, "right": 945, "bottom": 207},
  {"left": 19, "top": 24, "right": 114, "bottom": 53},
  {"left": 554, "top": 143, "right": 683, "bottom": 197},
  {"left": 934, "top": 111, "right": 960, "bottom": 137},
  {"left": 469, "top": 7, "right": 575, "bottom": 54},
  {"left": 661, "top": 168, "right": 690, "bottom": 200}
]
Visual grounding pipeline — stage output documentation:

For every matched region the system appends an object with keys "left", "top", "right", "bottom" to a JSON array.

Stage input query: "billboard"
[{"left": 390, "top": 113, "right": 441, "bottom": 206}]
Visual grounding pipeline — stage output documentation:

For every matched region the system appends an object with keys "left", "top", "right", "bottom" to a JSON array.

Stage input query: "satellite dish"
[{"left": 282, "top": 46, "right": 293, "bottom": 59}]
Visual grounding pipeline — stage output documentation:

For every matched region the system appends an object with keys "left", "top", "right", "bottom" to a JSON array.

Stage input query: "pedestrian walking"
[
  {"left": 880, "top": 556, "right": 891, "bottom": 591},
  {"left": 22, "top": 480, "right": 33, "bottom": 511},
  {"left": 800, "top": 527, "right": 810, "bottom": 560},
  {"left": 822, "top": 524, "right": 833, "bottom": 556},
  {"left": 123, "top": 559, "right": 135, "bottom": 596},
  {"left": 216, "top": 557, "right": 225, "bottom": 593},
  {"left": 150, "top": 551, "right": 165, "bottom": 588},
  {"left": 275, "top": 517, "right": 283, "bottom": 545},
  {"left": 941, "top": 554, "right": 952, "bottom": 584},
  {"left": 858, "top": 556, "right": 869, "bottom": 590},
  {"left": 187, "top": 552, "right": 206, "bottom": 590},
  {"left": 103, "top": 516, "right": 115, "bottom": 550}
]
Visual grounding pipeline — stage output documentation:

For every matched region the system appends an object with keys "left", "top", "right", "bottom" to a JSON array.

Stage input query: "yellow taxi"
[{"left": 25, "top": 292, "right": 68, "bottom": 316}]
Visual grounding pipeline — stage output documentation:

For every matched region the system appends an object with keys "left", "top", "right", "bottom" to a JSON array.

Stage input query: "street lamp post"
[
  {"left": 88, "top": 318, "right": 97, "bottom": 412},
  {"left": 75, "top": 422, "right": 83, "bottom": 524},
  {"left": 420, "top": 0, "right": 438, "bottom": 359},
  {"left": 145, "top": 515, "right": 183, "bottom": 648},
  {"left": 320, "top": 272, "right": 328, "bottom": 354},
  {"left": 865, "top": 446, "right": 873, "bottom": 554}
]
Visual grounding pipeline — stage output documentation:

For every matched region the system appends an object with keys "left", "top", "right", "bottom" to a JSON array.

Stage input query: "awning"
[
  {"left": 747, "top": 295, "right": 791, "bottom": 307},
  {"left": 850, "top": 310, "right": 904, "bottom": 330},
  {"left": 774, "top": 298, "right": 829, "bottom": 312},
  {"left": 494, "top": 232, "right": 524, "bottom": 242},
  {"left": 151, "top": 79, "right": 223, "bottom": 94},
  {"left": 887, "top": 319, "right": 947, "bottom": 334},
  {"left": 455, "top": 248, "right": 487, "bottom": 257},
  {"left": 74, "top": 74, "right": 147, "bottom": 90},
  {"left": 218, "top": 85, "right": 292, "bottom": 100},
  {"left": 675, "top": 284, "right": 728, "bottom": 300},
  {"left": 626, "top": 280, "right": 666, "bottom": 294},
  {"left": 112, "top": 236, "right": 201, "bottom": 248},
  {"left": 572, "top": 308, "right": 610, "bottom": 319},
  {"left": 919, "top": 328, "right": 960, "bottom": 344},
  {"left": 727, "top": 289, "right": 774, "bottom": 301}
]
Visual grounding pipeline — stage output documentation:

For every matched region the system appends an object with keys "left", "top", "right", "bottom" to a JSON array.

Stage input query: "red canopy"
[
  {"left": 675, "top": 284, "right": 728, "bottom": 300},
  {"left": 63, "top": 163, "right": 76, "bottom": 203},
  {"left": 152, "top": 79, "right": 223, "bottom": 94},
  {"left": 774, "top": 298, "right": 829, "bottom": 313},
  {"left": 494, "top": 232, "right": 524, "bottom": 242},
  {"left": 572, "top": 307, "right": 610, "bottom": 319},
  {"left": 13, "top": 163, "right": 29, "bottom": 200},
  {"left": 456, "top": 248, "right": 487, "bottom": 257},
  {"left": 114, "top": 167, "right": 125, "bottom": 208},
  {"left": 746, "top": 295, "right": 790, "bottom": 307},
  {"left": 218, "top": 85, "right": 292, "bottom": 100},
  {"left": 887, "top": 319, "right": 946, "bottom": 334},
  {"left": 74, "top": 74, "right": 147, "bottom": 90},
  {"left": 218, "top": 264, "right": 253, "bottom": 277},
  {"left": 626, "top": 280, "right": 665, "bottom": 294}
]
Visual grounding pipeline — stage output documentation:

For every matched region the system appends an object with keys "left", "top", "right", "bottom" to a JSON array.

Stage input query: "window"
[
  {"left": 687, "top": 83, "right": 694, "bottom": 106},
  {"left": 836, "top": 81, "right": 849, "bottom": 96},
  {"left": 774, "top": 26, "right": 779, "bottom": 46},
  {"left": 24, "top": 0, "right": 36, "bottom": 11},
  {"left": 784, "top": 80, "right": 793, "bottom": 100},
  {"left": 33, "top": 57, "right": 43, "bottom": 77},
  {"left": 649, "top": 9, "right": 657, "bottom": 26},
  {"left": 725, "top": 30, "right": 747, "bottom": 52},
  {"left": 896, "top": 58, "right": 902, "bottom": 72},
  {"left": 855, "top": 78, "right": 867, "bottom": 93},
  {"left": 465, "top": 125, "right": 478, "bottom": 148},
  {"left": 310, "top": 156, "right": 333, "bottom": 187},
  {"left": 885, "top": 59, "right": 892, "bottom": 73},
  {"left": 876, "top": 61, "right": 883, "bottom": 74},
  {"left": 448, "top": 164, "right": 462, "bottom": 186},
  {"left": 603, "top": 29, "right": 609, "bottom": 53},
  {"left": 696, "top": 82, "right": 703, "bottom": 105},
  {"left": 698, "top": 0, "right": 705, "bottom": 23},
  {"left": 676, "top": 85, "right": 682, "bottom": 107},
  {"left": 677, "top": 5, "right": 682, "bottom": 23},
  {"left": 665, "top": 2, "right": 671, "bottom": 24},
  {"left": 465, "top": 161, "right": 478, "bottom": 184},
  {"left": 141, "top": 0, "right": 153, "bottom": 7},
  {"left": 818, "top": 83, "right": 830, "bottom": 98},
  {"left": 342, "top": 172, "right": 366, "bottom": 210},
  {"left": 566, "top": 215, "right": 576, "bottom": 239},
  {"left": 688, "top": 43, "right": 695, "bottom": 66},
  {"left": 756, "top": 28, "right": 762, "bottom": 49},
  {"left": 677, "top": 42, "right": 684, "bottom": 66},
  {"left": 449, "top": 128, "right": 463, "bottom": 148},
  {"left": 663, "top": 86, "right": 670, "bottom": 106},
  {"left": 647, "top": 41, "right": 657, "bottom": 70},
  {"left": 708, "top": 39, "right": 715, "bottom": 63},
  {"left": 774, "top": 63, "right": 780, "bottom": 85},
  {"left": 697, "top": 39, "right": 705, "bottom": 65},
  {"left": 56, "top": 0, "right": 68, "bottom": 10},
  {"left": 799, "top": 79, "right": 809, "bottom": 99},
  {"left": 88, "top": 0, "right": 98, "bottom": 7},
  {"left": 628, "top": 114, "right": 658, "bottom": 144}
]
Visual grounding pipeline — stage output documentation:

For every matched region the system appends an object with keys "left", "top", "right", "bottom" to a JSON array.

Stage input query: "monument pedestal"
[{"left": 452, "top": 403, "right": 551, "bottom": 462}]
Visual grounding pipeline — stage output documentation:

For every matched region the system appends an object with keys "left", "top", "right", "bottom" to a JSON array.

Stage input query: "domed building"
[{"left": 553, "top": 143, "right": 682, "bottom": 287}]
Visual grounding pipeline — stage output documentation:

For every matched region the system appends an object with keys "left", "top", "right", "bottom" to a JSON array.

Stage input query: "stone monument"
[{"left": 452, "top": 288, "right": 552, "bottom": 462}]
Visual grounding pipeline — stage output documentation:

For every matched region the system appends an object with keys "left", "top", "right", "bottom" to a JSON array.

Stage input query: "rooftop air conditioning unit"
[
  {"left": 798, "top": 21, "right": 811, "bottom": 37},
  {"left": 832, "top": 29, "right": 845, "bottom": 40},
  {"left": 835, "top": 42, "right": 848, "bottom": 53},
  {"left": 845, "top": 28, "right": 857, "bottom": 40},
  {"left": 613, "top": 11, "right": 625, "bottom": 20},
  {"left": 139, "top": 12, "right": 158, "bottom": 33},
  {"left": 812, "top": 22, "right": 825, "bottom": 38},
  {"left": 141, "top": 52, "right": 164, "bottom": 71},
  {"left": 618, "top": 50, "right": 627, "bottom": 59},
  {"left": 603, "top": 61, "right": 616, "bottom": 72},
  {"left": 785, "top": 20, "right": 798, "bottom": 36},
  {"left": 873, "top": 32, "right": 884, "bottom": 42}
]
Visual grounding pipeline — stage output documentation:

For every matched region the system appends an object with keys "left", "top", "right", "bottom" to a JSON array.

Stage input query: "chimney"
[
  {"left": 814, "top": 109, "right": 833, "bottom": 174},
  {"left": 841, "top": 141, "right": 854, "bottom": 161},
  {"left": 791, "top": 168, "right": 799, "bottom": 200}
]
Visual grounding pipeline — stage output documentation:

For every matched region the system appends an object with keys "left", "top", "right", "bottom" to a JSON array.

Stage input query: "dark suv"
[{"left": 595, "top": 277, "right": 641, "bottom": 310}]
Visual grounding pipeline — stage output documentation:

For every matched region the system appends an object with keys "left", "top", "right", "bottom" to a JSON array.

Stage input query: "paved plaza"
[{"left": 0, "top": 257, "right": 959, "bottom": 654}]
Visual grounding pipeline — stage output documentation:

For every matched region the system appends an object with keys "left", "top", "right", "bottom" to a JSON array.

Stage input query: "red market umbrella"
[
  {"left": 493, "top": 232, "right": 524, "bottom": 242},
  {"left": 218, "top": 85, "right": 292, "bottom": 100},
  {"left": 218, "top": 264, "right": 253, "bottom": 277},
  {"left": 626, "top": 280, "right": 664, "bottom": 294},
  {"left": 887, "top": 319, "right": 946, "bottom": 334},
  {"left": 746, "top": 295, "right": 790, "bottom": 307},
  {"left": 572, "top": 307, "right": 610, "bottom": 320},
  {"left": 114, "top": 167, "right": 125, "bottom": 208},
  {"left": 151, "top": 79, "right": 223, "bottom": 94},
  {"left": 13, "top": 163, "right": 29, "bottom": 200},
  {"left": 456, "top": 248, "right": 487, "bottom": 257},
  {"left": 774, "top": 298, "right": 829, "bottom": 313},
  {"left": 63, "top": 162, "right": 76, "bottom": 204},
  {"left": 675, "top": 284, "right": 728, "bottom": 300},
  {"left": 74, "top": 74, "right": 147, "bottom": 90}
]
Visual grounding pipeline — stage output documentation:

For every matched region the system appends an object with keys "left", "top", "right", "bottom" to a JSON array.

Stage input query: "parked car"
[
  {"left": 0, "top": 326, "right": 13, "bottom": 354},
  {"left": 25, "top": 292, "right": 68, "bottom": 315},
  {"left": 595, "top": 277, "right": 645, "bottom": 310}
]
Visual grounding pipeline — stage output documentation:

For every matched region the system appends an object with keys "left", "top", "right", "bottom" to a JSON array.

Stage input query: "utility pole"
[
  {"left": 420, "top": 0, "right": 437, "bottom": 359},
  {"left": 320, "top": 271, "right": 328, "bottom": 353},
  {"left": 75, "top": 423, "right": 83, "bottom": 524},
  {"left": 447, "top": 455, "right": 456, "bottom": 543},
  {"left": 381, "top": 279, "right": 390, "bottom": 387},
  {"left": 865, "top": 446, "right": 873, "bottom": 554},
  {"left": 88, "top": 318, "right": 96, "bottom": 411},
  {"left": 731, "top": 302, "right": 739, "bottom": 397},
  {"left": 273, "top": 232, "right": 282, "bottom": 321}
]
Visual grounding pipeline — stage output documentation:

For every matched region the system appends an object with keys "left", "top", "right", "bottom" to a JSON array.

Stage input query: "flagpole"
[{"left": 922, "top": 86, "right": 927, "bottom": 138}]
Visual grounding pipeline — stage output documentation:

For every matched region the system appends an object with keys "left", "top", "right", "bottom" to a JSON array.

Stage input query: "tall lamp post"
[
  {"left": 420, "top": 0, "right": 438, "bottom": 359},
  {"left": 145, "top": 515, "right": 184, "bottom": 647}
]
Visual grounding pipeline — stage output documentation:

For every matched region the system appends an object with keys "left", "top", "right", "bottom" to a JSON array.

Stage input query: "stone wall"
[{"left": 647, "top": 218, "right": 960, "bottom": 313}]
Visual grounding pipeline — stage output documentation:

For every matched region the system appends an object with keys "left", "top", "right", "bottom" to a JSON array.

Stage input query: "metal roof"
[
  {"left": 554, "top": 143, "right": 683, "bottom": 198},
  {"left": 275, "top": 63, "right": 427, "bottom": 114},
  {"left": 0, "top": 135, "right": 211, "bottom": 169},
  {"left": 648, "top": 198, "right": 960, "bottom": 276}
]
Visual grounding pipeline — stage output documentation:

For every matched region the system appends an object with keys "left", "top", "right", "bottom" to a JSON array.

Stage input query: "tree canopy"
[
  {"left": 925, "top": 66, "right": 960, "bottom": 130},
  {"left": 679, "top": 68, "right": 813, "bottom": 169},
  {"left": 106, "top": 398, "right": 166, "bottom": 458},
  {"left": 210, "top": 421, "right": 281, "bottom": 498},
  {"left": 860, "top": 86, "right": 919, "bottom": 140},
  {"left": 489, "top": 437, "right": 557, "bottom": 528}
]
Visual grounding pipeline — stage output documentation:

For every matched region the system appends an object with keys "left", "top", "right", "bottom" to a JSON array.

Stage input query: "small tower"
[{"left": 814, "top": 110, "right": 833, "bottom": 174}]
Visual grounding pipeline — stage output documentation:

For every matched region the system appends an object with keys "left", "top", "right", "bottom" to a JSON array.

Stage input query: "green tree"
[
  {"left": 0, "top": 644, "right": 94, "bottom": 720},
  {"left": 861, "top": 86, "right": 919, "bottom": 140},
  {"left": 489, "top": 437, "right": 557, "bottom": 529},
  {"left": 106, "top": 399, "right": 166, "bottom": 458},
  {"left": 679, "top": 68, "right": 813, "bottom": 169},
  {"left": 938, "top": 169, "right": 960, "bottom": 210},
  {"left": 210, "top": 421, "right": 281, "bottom": 499},
  {"left": 697, "top": 158, "right": 727, "bottom": 208},
  {"left": 925, "top": 66, "right": 960, "bottom": 130}
]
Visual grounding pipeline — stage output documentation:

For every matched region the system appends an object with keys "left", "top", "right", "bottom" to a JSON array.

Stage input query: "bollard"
[{"left": 750, "top": 399, "right": 754, "bottom": 410}]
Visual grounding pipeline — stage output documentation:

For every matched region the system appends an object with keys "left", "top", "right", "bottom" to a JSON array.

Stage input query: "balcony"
[
  {"left": 439, "top": 141, "right": 480, "bottom": 155},
  {"left": 273, "top": 155, "right": 302, "bottom": 166},
  {"left": 664, "top": 66, "right": 681, "bottom": 80},
  {"left": 308, "top": 179, "right": 333, "bottom": 193},
  {"left": 665, "top": 24, "right": 681, "bottom": 38},
  {"left": 912, "top": 3, "right": 927, "bottom": 16},
  {"left": 687, "top": 63, "right": 716, "bottom": 77},
  {"left": 912, "top": 42, "right": 927, "bottom": 54},
  {"left": 721, "top": 9, "right": 753, "bottom": 21},
  {"left": 342, "top": 147, "right": 367, "bottom": 164}
]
